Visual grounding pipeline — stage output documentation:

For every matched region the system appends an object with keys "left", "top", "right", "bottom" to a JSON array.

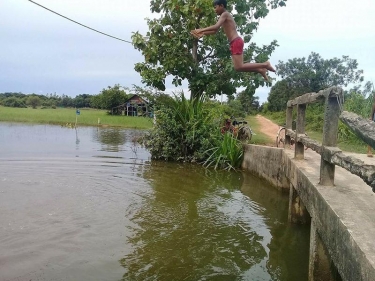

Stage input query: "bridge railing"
[{"left": 285, "top": 86, "right": 375, "bottom": 192}]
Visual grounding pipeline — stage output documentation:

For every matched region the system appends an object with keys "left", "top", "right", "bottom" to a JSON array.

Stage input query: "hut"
[{"left": 111, "top": 95, "right": 151, "bottom": 117}]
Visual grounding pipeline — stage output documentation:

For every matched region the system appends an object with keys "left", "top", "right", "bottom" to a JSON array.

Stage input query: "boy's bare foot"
[
  {"left": 258, "top": 68, "right": 269, "bottom": 81},
  {"left": 265, "top": 61, "right": 276, "bottom": 73}
]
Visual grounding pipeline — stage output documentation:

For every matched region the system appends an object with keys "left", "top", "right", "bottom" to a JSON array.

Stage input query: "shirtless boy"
[{"left": 190, "top": 0, "right": 276, "bottom": 81}]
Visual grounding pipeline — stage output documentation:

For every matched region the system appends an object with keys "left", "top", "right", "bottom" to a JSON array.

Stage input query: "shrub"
[
  {"left": 143, "top": 93, "right": 221, "bottom": 162},
  {"left": 3, "top": 97, "right": 27, "bottom": 108}
]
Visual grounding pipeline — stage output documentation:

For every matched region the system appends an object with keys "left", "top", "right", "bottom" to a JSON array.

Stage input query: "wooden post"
[
  {"left": 320, "top": 92, "right": 341, "bottom": 186},
  {"left": 295, "top": 104, "right": 306, "bottom": 159}
]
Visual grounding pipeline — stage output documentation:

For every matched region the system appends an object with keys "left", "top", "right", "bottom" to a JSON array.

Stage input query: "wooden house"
[{"left": 111, "top": 94, "right": 151, "bottom": 116}]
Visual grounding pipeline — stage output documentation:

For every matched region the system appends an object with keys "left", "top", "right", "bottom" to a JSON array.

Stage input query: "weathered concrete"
[
  {"left": 288, "top": 185, "right": 310, "bottom": 224},
  {"left": 296, "top": 104, "right": 306, "bottom": 159},
  {"left": 242, "top": 145, "right": 375, "bottom": 281},
  {"left": 340, "top": 111, "right": 375, "bottom": 150},
  {"left": 285, "top": 130, "right": 375, "bottom": 192},
  {"left": 287, "top": 86, "right": 342, "bottom": 107},
  {"left": 309, "top": 219, "right": 339, "bottom": 281},
  {"left": 242, "top": 144, "right": 289, "bottom": 191}
]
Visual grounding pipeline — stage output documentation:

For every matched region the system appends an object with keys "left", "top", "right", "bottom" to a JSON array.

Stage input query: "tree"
[
  {"left": 27, "top": 95, "right": 41, "bottom": 109},
  {"left": 2, "top": 97, "right": 27, "bottom": 108},
  {"left": 90, "top": 84, "right": 129, "bottom": 112},
  {"left": 131, "top": 0, "right": 287, "bottom": 100},
  {"left": 74, "top": 94, "right": 93, "bottom": 108},
  {"left": 267, "top": 80, "right": 298, "bottom": 111},
  {"left": 268, "top": 52, "right": 364, "bottom": 111},
  {"left": 237, "top": 89, "right": 260, "bottom": 113}
]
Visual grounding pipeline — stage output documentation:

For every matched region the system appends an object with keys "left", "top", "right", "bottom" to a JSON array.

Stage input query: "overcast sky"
[{"left": 1, "top": 0, "right": 374, "bottom": 103}]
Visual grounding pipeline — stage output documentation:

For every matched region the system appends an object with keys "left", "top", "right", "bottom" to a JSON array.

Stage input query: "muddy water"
[{"left": 0, "top": 122, "right": 310, "bottom": 281}]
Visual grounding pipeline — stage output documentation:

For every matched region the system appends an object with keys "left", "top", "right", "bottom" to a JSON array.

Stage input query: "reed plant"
[{"left": 203, "top": 132, "right": 243, "bottom": 171}]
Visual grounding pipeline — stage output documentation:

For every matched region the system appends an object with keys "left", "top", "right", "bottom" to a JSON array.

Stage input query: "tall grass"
[
  {"left": 0, "top": 106, "right": 153, "bottom": 129},
  {"left": 203, "top": 132, "right": 243, "bottom": 171}
]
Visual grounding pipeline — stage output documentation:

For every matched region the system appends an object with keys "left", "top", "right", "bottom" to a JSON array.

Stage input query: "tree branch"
[{"left": 202, "top": 49, "right": 215, "bottom": 61}]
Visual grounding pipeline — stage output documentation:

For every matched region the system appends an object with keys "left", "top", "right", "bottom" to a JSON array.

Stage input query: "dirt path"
[{"left": 255, "top": 114, "right": 280, "bottom": 146}]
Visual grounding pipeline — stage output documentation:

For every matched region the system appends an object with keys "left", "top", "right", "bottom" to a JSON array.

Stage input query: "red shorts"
[{"left": 229, "top": 37, "right": 244, "bottom": 55}]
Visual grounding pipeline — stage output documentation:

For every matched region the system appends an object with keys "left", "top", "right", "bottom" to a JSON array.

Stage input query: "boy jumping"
[{"left": 190, "top": 0, "right": 276, "bottom": 81}]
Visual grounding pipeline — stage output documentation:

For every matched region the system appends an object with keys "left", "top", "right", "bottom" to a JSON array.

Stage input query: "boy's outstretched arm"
[
  {"left": 190, "top": 30, "right": 215, "bottom": 38},
  {"left": 190, "top": 12, "right": 227, "bottom": 38}
]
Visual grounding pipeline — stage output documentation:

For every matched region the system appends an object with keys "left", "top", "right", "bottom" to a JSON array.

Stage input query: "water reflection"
[
  {"left": 92, "top": 127, "right": 127, "bottom": 152},
  {"left": 0, "top": 123, "right": 309, "bottom": 281},
  {"left": 120, "top": 162, "right": 310, "bottom": 280},
  {"left": 240, "top": 173, "right": 310, "bottom": 281}
]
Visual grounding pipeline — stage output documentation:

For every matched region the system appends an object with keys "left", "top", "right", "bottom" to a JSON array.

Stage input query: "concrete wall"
[
  {"left": 242, "top": 144, "right": 375, "bottom": 281},
  {"left": 241, "top": 144, "right": 289, "bottom": 191}
]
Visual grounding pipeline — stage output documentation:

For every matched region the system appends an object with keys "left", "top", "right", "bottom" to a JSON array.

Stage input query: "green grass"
[
  {"left": 0, "top": 106, "right": 153, "bottom": 129},
  {"left": 245, "top": 115, "right": 274, "bottom": 145},
  {"left": 262, "top": 112, "right": 368, "bottom": 154}
]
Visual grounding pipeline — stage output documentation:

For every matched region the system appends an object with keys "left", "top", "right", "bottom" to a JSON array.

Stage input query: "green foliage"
[
  {"left": 2, "top": 97, "right": 27, "bottom": 108},
  {"left": 226, "top": 99, "right": 246, "bottom": 118},
  {"left": 337, "top": 91, "right": 374, "bottom": 145},
  {"left": 1, "top": 92, "right": 95, "bottom": 109},
  {"left": 305, "top": 103, "right": 324, "bottom": 132},
  {"left": 277, "top": 52, "right": 364, "bottom": 92},
  {"left": 74, "top": 94, "right": 92, "bottom": 108},
  {"left": 143, "top": 92, "right": 221, "bottom": 161},
  {"left": 203, "top": 132, "right": 243, "bottom": 171},
  {"left": 131, "top": 0, "right": 287, "bottom": 99},
  {"left": 27, "top": 95, "right": 41, "bottom": 109},
  {"left": 237, "top": 89, "right": 260, "bottom": 114},
  {"left": 268, "top": 52, "right": 364, "bottom": 111},
  {"left": 267, "top": 80, "right": 298, "bottom": 111},
  {"left": 90, "top": 84, "right": 129, "bottom": 112}
]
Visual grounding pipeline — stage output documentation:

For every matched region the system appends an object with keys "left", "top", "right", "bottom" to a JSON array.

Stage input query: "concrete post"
[
  {"left": 308, "top": 220, "right": 337, "bottom": 281},
  {"left": 295, "top": 104, "right": 306, "bottom": 159},
  {"left": 320, "top": 95, "right": 341, "bottom": 186},
  {"left": 288, "top": 184, "right": 310, "bottom": 224},
  {"left": 286, "top": 106, "right": 293, "bottom": 147}
]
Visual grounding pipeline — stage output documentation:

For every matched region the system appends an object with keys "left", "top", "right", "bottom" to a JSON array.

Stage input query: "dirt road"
[{"left": 255, "top": 114, "right": 280, "bottom": 146}]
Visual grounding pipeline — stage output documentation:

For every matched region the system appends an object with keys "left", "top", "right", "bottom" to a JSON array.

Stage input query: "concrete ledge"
[
  {"left": 241, "top": 144, "right": 289, "bottom": 191},
  {"left": 242, "top": 144, "right": 375, "bottom": 281}
]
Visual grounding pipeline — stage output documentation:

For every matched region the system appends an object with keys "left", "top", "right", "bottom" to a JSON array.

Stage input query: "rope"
[{"left": 27, "top": 0, "right": 132, "bottom": 43}]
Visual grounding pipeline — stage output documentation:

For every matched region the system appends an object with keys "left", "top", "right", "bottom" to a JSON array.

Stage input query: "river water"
[{"left": 0, "top": 122, "right": 310, "bottom": 281}]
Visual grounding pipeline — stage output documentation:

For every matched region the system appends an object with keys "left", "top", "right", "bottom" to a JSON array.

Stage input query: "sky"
[{"left": 1, "top": 0, "right": 375, "bottom": 103}]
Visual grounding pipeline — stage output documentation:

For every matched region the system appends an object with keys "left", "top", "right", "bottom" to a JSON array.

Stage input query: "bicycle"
[
  {"left": 232, "top": 118, "right": 255, "bottom": 142},
  {"left": 276, "top": 126, "right": 289, "bottom": 148},
  {"left": 221, "top": 118, "right": 254, "bottom": 142},
  {"left": 276, "top": 125, "right": 308, "bottom": 149}
]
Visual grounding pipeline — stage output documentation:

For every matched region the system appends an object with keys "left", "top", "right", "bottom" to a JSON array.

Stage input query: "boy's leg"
[
  {"left": 231, "top": 55, "right": 275, "bottom": 80},
  {"left": 232, "top": 55, "right": 276, "bottom": 72}
]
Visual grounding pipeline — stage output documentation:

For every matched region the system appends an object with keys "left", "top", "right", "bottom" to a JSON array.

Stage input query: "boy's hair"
[{"left": 213, "top": 0, "right": 227, "bottom": 8}]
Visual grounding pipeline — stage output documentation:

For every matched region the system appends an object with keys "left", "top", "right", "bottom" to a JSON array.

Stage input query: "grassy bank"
[
  {"left": 0, "top": 106, "right": 153, "bottom": 129},
  {"left": 261, "top": 112, "right": 368, "bottom": 154}
]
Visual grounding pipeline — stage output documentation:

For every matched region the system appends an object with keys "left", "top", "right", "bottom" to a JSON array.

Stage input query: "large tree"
[
  {"left": 131, "top": 0, "right": 287, "bottom": 99},
  {"left": 90, "top": 84, "right": 129, "bottom": 111},
  {"left": 268, "top": 52, "right": 364, "bottom": 111}
]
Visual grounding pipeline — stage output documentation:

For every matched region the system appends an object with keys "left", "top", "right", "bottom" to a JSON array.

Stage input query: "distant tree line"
[
  {"left": 0, "top": 83, "right": 260, "bottom": 118},
  {"left": 0, "top": 92, "right": 93, "bottom": 109},
  {"left": 0, "top": 84, "right": 131, "bottom": 112}
]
